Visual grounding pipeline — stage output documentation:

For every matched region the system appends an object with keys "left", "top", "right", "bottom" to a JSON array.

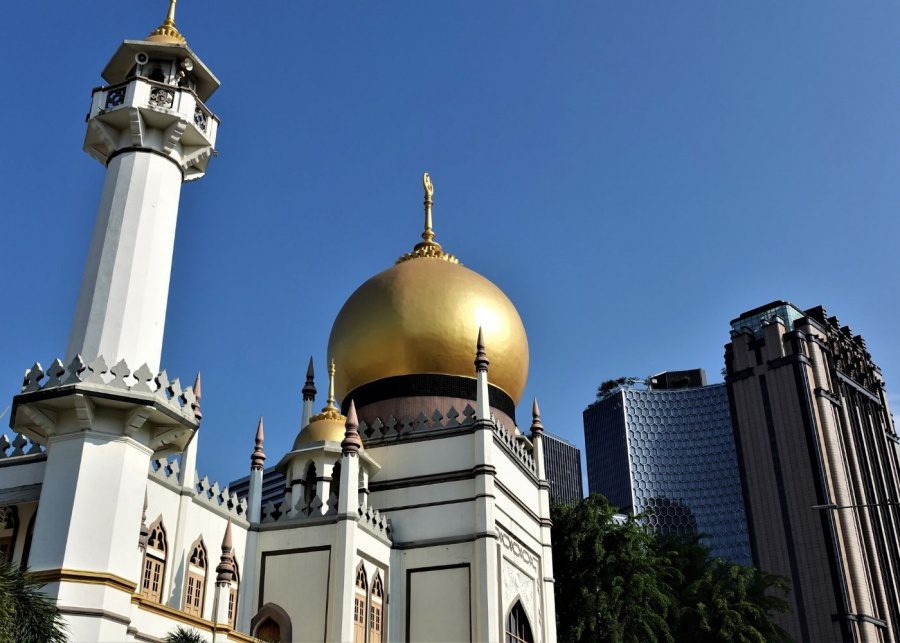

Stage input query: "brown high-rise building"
[{"left": 725, "top": 301, "right": 900, "bottom": 643}]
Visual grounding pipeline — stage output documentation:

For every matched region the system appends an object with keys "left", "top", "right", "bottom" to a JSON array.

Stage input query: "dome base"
[{"left": 340, "top": 374, "right": 517, "bottom": 429}]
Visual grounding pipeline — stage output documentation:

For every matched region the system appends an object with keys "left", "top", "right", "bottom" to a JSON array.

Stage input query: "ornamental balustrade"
[{"left": 91, "top": 77, "right": 218, "bottom": 142}]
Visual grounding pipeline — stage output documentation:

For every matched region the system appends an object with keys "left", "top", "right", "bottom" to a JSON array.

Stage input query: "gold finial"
[
  {"left": 147, "top": 0, "right": 187, "bottom": 45},
  {"left": 307, "top": 359, "right": 343, "bottom": 423},
  {"left": 422, "top": 172, "right": 435, "bottom": 244},
  {"left": 326, "top": 359, "right": 337, "bottom": 409},
  {"left": 397, "top": 171, "right": 460, "bottom": 264}
]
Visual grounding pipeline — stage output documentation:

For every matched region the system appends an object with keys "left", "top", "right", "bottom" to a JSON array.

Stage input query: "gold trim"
[
  {"left": 131, "top": 595, "right": 260, "bottom": 641},
  {"left": 147, "top": 0, "right": 187, "bottom": 44},
  {"left": 30, "top": 568, "right": 136, "bottom": 594}
]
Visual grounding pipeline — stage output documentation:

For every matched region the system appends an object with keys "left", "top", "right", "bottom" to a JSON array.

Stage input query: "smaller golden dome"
[
  {"left": 293, "top": 362, "right": 361, "bottom": 449},
  {"left": 147, "top": 0, "right": 187, "bottom": 44}
]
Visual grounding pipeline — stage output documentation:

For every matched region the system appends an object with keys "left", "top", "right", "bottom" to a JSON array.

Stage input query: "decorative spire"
[
  {"left": 215, "top": 520, "right": 235, "bottom": 583},
  {"left": 302, "top": 356, "right": 317, "bottom": 401},
  {"left": 138, "top": 489, "right": 150, "bottom": 550},
  {"left": 475, "top": 326, "right": 490, "bottom": 372},
  {"left": 147, "top": 0, "right": 187, "bottom": 45},
  {"left": 530, "top": 398, "right": 544, "bottom": 436},
  {"left": 191, "top": 371, "right": 202, "bottom": 420},
  {"left": 341, "top": 400, "right": 362, "bottom": 455},
  {"left": 250, "top": 417, "right": 266, "bottom": 470},
  {"left": 397, "top": 172, "right": 460, "bottom": 264}
]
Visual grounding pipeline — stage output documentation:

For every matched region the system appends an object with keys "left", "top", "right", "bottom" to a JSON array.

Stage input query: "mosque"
[{"left": 0, "top": 2, "right": 557, "bottom": 642}]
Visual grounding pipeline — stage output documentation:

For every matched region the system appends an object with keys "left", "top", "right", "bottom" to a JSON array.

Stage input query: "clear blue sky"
[{"left": 2, "top": 2, "right": 899, "bottom": 489}]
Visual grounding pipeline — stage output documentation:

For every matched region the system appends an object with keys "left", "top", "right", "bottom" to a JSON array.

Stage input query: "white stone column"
[
  {"left": 471, "top": 330, "right": 501, "bottom": 641},
  {"left": 66, "top": 152, "right": 183, "bottom": 374},
  {"left": 529, "top": 400, "right": 557, "bottom": 643},
  {"left": 331, "top": 406, "right": 362, "bottom": 642}
]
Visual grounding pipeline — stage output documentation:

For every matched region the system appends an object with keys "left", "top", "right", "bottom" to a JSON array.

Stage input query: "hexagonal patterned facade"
[{"left": 584, "top": 384, "right": 751, "bottom": 564}]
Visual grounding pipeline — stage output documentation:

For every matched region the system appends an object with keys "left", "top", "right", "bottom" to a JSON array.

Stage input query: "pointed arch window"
[
  {"left": 227, "top": 558, "right": 240, "bottom": 627},
  {"left": 183, "top": 539, "right": 207, "bottom": 617},
  {"left": 505, "top": 601, "right": 534, "bottom": 643},
  {"left": 304, "top": 462, "right": 317, "bottom": 509},
  {"left": 140, "top": 520, "right": 167, "bottom": 603},
  {"left": 353, "top": 563, "right": 368, "bottom": 643},
  {"left": 369, "top": 571, "right": 384, "bottom": 643},
  {"left": 331, "top": 460, "right": 342, "bottom": 503}
]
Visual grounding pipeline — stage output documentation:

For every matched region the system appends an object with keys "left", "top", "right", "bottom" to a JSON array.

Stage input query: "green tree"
[
  {"left": 164, "top": 625, "right": 207, "bottom": 643},
  {"left": 552, "top": 495, "right": 793, "bottom": 643},
  {"left": 0, "top": 559, "right": 66, "bottom": 643},
  {"left": 664, "top": 534, "right": 791, "bottom": 643},
  {"left": 552, "top": 495, "right": 676, "bottom": 643}
]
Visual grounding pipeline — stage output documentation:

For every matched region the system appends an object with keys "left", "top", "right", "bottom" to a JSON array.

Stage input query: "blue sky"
[{"left": 2, "top": 1, "right": 899, "bottom": 488}]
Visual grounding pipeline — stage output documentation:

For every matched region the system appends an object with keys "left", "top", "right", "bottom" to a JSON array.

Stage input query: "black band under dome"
[{"left": 340, "top": 373, "right": 517, "bottom": 423}]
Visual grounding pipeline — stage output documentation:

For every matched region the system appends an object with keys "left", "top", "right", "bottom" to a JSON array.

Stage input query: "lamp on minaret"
[
  {"left": 248, "top": 417, "right": 266, "bottom": 523},
  {"left": 475, "top": 327, "right": 491, "bottom": 420},
  {"left": 68, "top": 0, "right": 220, "bottom": 374},
  {"left": 301, "top": 356, "right": 317, "bottom": 429}
]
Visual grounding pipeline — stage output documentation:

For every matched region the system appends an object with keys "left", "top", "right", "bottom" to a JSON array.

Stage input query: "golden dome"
[
  {"left": 293, "top": 362, "right": 357, "bottom": 449},
  {"left": 328, "top": 174, "right": 529, "bottom": 403}
]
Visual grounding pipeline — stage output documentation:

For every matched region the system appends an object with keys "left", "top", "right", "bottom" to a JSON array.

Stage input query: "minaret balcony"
[{"left": 85, "top": 77, "right": 218, "bottom": 180}]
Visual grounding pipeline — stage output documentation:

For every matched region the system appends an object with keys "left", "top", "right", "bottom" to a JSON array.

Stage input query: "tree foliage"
[
  {"left": 596, "top": 377, "right": 644, "bottom": 400},
  {"left": 0, "top": 559, "right": 66, "bottom": 643},
  {"left": 165, "top": 625, "right": 207, "bottom": 643},
  {"left": 552, "top": 495, "right": 792, "bottom": 643}
]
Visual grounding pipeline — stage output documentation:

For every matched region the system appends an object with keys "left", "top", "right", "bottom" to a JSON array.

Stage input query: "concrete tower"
[
  {"left": 67, "top": 0, "right": 219, "bottom": 374},
  {"left": 8, "top": 4, "right": 215, "bottom": 639}
]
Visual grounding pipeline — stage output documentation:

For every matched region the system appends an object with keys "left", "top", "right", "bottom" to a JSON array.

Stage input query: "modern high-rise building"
[
  {"left": 726, "top": 301, "right": 900, "bottom": 643},
  {"left": 541, "top": 432, "right": 583, "bottom": 506},
  {"left": 582, "top": 370, "right": 751, "bottom": 564}
]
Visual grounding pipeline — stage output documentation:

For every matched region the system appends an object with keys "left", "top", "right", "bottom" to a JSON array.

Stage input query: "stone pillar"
[
  {"left": 530, "top": 400, "right": 557, "bottom": 643},
  {"left": 472, "top": 333, "right": 500, "bottom": 642},
  {"left": 331, "top": 403, "right": 362, "bottom": 642}
]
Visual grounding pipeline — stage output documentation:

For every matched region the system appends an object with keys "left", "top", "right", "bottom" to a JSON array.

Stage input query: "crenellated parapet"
[
  {"left": 0, "top": 433, "right": 45, "bottom": 459},
  {"left": 490, "top": 417, "right": 537, "bottom": 477},
  {"left": 148, "top": 455, "right": 249, "bottom": 522},
  {"left": 12, "top": 355, "right": 200, "bottom": 452},
  {"left": 357, "top": 404, "right": 477, "bottom": 445},
  {"left": 357, "top": 504, "right": 392, "bottom": 543},
  {"left": 20, "top": 355, "right": 200, "bottom": 423}
]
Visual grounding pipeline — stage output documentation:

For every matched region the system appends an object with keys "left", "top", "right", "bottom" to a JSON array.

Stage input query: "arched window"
[
  {"left": 257, "top": 619, "right": 281, "bottom": 641},
  {"left": 251, "top": 603, "right": 292, "bottom": 643},
  {"left": 353, "top": 563, "right": 368, "bottom": 643},
  {"left": 183, "top": 539, "right": 207, "bottom": 617},
  {"left": 20, "top": 512, "right": 35, "bottom": 567},
  {"left": 369, "top": 571, "right": 384, "bottom": 643},
  {"left": 505, "top": 601, "right": 533, "bottom": 643},
  {"left": 227, "top": 558, "right": 240, "bottom": 628},
  {"left": 304, "top": 462, "right": 317, "bottom": 509},
  {"left": 140, "top": 520, "right": 167, "bottom": 603},
  {"left": 331, "top": 460, "right": 342, "bottom": 502}
]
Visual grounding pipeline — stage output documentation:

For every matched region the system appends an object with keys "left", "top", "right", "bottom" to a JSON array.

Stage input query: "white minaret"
[
  {"left": 67, "top": 0, "right": 219, "bottom": 373},
  {"left": 9, "top": 5, "right": 212, "bottom": 640}
]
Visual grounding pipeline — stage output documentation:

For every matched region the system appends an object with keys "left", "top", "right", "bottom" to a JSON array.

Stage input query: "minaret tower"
[
  {"left": 8, "top": 4, "right": 215, "bottom": 640},
  {"left": 68, "top": 0, "right": 220, "bottom": 373}
]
